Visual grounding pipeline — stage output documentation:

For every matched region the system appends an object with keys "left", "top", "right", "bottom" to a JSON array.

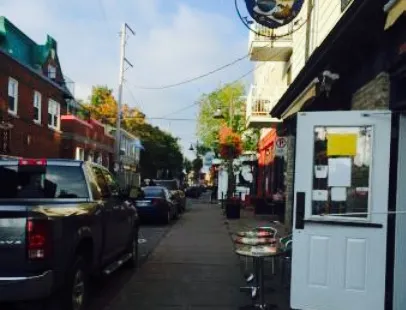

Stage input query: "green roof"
[{"left": 0, "top": 16, "right": 58, "bottom": 71}]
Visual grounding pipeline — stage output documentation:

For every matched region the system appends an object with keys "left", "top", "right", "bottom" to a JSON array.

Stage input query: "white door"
[{"left": 291, "top": 111, "right": 392, "bottom": 310}]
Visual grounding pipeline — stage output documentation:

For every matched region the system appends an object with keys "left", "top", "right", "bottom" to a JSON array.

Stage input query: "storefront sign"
[
  {"left": 244, "top": 0, "right": 305, "bottom": 29},
  {"left": 275, "top": 136, "right": 287, "bottom": 157}
]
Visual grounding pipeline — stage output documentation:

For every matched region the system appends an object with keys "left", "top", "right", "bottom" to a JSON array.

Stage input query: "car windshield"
[
  {"left": 142, "top": 187, "right": 165, "bottom": 198},
  {"left": 0, "top": 165, "right": 89, "bottom": 199}
]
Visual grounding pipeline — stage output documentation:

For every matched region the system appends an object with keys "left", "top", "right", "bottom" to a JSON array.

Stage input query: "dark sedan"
[{"left": 134, "top": 186, "right": 178, "bottom": 224}]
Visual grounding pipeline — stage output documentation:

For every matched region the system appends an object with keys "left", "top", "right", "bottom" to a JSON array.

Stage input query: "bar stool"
[{"left": 236, "top": 245, "right": 279, "bottom": 309}]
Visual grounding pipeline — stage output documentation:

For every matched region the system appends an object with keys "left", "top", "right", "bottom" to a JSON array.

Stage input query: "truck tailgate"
[{"left": 0, "top": 205, "right": 27, "bottom": 276}]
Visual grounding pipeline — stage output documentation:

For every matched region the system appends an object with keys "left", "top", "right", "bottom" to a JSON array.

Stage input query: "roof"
[{"left": 0, "top": 16, "right": 71, "bottom": 97}]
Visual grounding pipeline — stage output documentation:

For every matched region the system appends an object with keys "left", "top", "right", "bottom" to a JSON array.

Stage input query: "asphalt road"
[{"left": 3, "top": 198, "right": 198, "bottom": 310}]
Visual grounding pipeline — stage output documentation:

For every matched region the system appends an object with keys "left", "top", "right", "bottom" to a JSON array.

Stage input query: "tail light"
[
  {"left": 152, "top": 198, "right": 164, "bottom": 205},
  {"left": 26, "top": 219, "right": 51, "bottom": 260}
]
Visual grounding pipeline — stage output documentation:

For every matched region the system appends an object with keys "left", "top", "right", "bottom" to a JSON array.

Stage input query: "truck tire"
[
  {"left": 61, "top": 256, "right": 89, "bottom": 310},
  {"left": 124, "top": 228, "right": 139, "bottom": 269}
]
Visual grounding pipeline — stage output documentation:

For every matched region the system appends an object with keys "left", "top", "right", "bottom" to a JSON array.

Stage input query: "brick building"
[
  {"left": 61, "top": 115, "right": 114, "bottom": 170},
  {"left": 0, "top": 16, "right": 114, "bottom": 164}
]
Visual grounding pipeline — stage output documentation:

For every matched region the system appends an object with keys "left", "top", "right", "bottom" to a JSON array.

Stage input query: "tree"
[
  {"left": 196, "top": 82, "right": 246, "bottom": 151},
  {"left": 82, "top": 86, "right": 183, "bottom": 179},
  {"left": 183, "top": 158, "right": 192, "bottom": 174},
  {"left": 192, "top": 157, "right": 203, "bottom": 183}
]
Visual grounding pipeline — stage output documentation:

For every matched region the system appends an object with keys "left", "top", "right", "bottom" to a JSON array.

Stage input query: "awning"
[
  {"left": 280, "top": 79, "right": 318, "bottom": 119},
  {"left": 384, "top": 0, "right": 406, "bottom": 30}
]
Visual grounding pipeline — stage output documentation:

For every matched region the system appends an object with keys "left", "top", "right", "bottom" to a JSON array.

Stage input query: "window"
[
  {"left": 8, "top": 77, "right": 18, "bottom": 114},
  {"left": 311, "top": 126, "right": 372, "bottom": 218},
  {"left": 0, "top": 165, "right": 89, "bottom": 199},
  {"left": 33, "top": 91, "right": 42, "bottom": 123},
  {"left": 102, "top": 169, "right": 120, "bottom": 195},
  {"left": 75, "top": 147, "right": 84, "bottom": 160},
  {"left": 48, "top": 99, "right": 60, "bottom": 130},
  {"left": 48, "top": 64, "right": 56, "bottom": 79},
  {"left": 91, "top": 166, "right": 110, "bottom": 198}
]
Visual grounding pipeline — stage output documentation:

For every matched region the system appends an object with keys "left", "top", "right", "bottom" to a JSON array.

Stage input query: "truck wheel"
[
  {"left": 124, "top": 229, "right": 139, "bottom": 269},
  {"left": 62, "top": 256, "right": 88, "bottom": 310}
]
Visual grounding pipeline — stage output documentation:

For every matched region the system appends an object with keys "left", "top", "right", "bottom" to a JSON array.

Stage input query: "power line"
[{"left": 132, "top": 53, "right": 250, "bottom": 90}]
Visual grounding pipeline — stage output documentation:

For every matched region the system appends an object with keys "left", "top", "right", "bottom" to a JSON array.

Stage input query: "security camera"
[{"left": 322, "top": 70, "right": 340, "bottom": 81}]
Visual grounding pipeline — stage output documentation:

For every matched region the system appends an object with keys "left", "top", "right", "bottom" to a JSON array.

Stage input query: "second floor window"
[
  {"left": 48, "top": 99, "right": 60, "bottom": 130},
  {"left": 48, "top": 64, "right": 56, "bottom": 79},
  {"left": 33, "top": 91, "right": 42, "bottom": 123},
  {"left": 8, "top": 77, "right": 18, "bottom": 114}
]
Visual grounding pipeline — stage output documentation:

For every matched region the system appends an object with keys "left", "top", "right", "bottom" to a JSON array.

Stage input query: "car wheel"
[
  {"left": 161, "top": 210, "right": 171, "bottom": 225},
  {"left": 57, "top": 256, "right": 88, "bottom": 310},
  {"left": 124, "top": 229, "right": 139, "bottom": 269}
]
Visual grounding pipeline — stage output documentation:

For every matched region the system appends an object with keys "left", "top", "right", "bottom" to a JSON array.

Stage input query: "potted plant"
[{"left": 218, "top": 125, "right": 243, "bottom": 219}]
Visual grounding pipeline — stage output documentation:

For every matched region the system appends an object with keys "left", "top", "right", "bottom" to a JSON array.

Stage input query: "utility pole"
[{"left": 115, "top": 23, "right": 135, "bottom": 171}]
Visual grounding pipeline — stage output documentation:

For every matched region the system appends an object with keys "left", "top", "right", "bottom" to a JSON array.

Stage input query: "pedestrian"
[{"left": 211, "top": 185, "right": 218, "bottom": 203}]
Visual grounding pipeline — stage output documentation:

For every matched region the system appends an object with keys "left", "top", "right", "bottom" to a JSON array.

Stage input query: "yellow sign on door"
[{"left": 327, "top": 134, "right": 357, "bottom": 156}]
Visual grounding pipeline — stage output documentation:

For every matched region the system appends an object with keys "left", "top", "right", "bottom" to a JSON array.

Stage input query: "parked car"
[
  {"left": 134, "top": 186, "right": 178, "bottom": 224},
  {"left": 185, "top": 185, "right": 202, "bottom": 198},
  {"left": 153, "top": 179, "right": 186, "bottom": 212},
  {"left": 0, "top": 159, "right": 140, "bottom": 310}
]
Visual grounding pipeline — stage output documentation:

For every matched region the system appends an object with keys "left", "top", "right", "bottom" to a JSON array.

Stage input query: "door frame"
[{"left": 289, "top": 110, "right": 397, "bottom": 310}]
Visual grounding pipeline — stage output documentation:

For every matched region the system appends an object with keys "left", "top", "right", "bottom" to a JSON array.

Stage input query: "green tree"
[
  {"left": 196, "top": 82, "right": 247, "bottom": 152},
  {"left": 192, "top": 157, "right": 203, "bottom": 182},
  {"left": 183, "top": 158, "right": 192, "bottom": 174},
  {"left": 82, "top": 86, "right": 183, "bottom": 179}
]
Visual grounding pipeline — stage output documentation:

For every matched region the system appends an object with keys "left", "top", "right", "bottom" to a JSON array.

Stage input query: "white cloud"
[{"left": 0, "top": 0, "right": 252, "bottom": 159}]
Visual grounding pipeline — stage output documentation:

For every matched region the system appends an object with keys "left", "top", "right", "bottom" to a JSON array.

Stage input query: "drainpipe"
[{"left": 305, "top": 0, "right": 314, "bottom": 61}]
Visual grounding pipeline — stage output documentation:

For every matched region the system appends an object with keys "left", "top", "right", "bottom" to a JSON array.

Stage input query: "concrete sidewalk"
[{"left": 105, "top": 200, "right": 250, "bottom": 310}]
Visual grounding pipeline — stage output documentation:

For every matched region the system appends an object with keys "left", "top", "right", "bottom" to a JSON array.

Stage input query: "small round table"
[{"left": 234, "top": 235, "right": 279, "bottom": 309}]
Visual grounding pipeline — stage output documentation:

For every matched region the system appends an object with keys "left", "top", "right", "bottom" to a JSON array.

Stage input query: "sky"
[{"left": 0, "top": 0, "right": 253, "bottom": 159}]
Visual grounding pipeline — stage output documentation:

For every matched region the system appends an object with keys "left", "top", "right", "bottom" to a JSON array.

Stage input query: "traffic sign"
[{"left": 275, "top": 137, "right": 287, "bottom": 157}]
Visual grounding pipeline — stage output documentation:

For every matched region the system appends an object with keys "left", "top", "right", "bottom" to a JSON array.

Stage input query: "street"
[{"left": 2, "top": 194, "right": 247, "bottom": 310}]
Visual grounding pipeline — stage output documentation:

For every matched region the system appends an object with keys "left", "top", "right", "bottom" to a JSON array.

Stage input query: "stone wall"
[
  {"left": 351, "top": 72, "right": 390, "bottom": 110},
  {"left": 284, "top": 135, "right": 296, "bottom": 229}
]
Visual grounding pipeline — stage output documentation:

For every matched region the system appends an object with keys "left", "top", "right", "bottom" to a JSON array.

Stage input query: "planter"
[{"left": 225, "top": 199, "right": 241, "bottom": 219}]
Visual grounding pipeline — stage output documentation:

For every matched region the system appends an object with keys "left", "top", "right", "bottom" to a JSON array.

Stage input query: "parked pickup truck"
[{"left": 0, "top": 159, "right": 140, "bottom": 310}]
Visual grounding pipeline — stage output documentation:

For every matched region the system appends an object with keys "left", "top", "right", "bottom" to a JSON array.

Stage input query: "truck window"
[
  {"left": 101, "top": 170, "right": 120, "bottom": 194},
  {"left": 91, "top": 167, "right": 110, "bottom": 198},
  {"left": 0, "top": 165, "right": 89, "bottom": 199}
]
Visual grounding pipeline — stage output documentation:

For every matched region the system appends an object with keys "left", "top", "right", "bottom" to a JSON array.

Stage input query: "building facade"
[
  {"left": 0, "top": 16, "right": 72, "bottom": 158},
  {"left": 106, "top": 126, "right": 143, "bottom": 188},
  {"left": 60, "top": 116, "right": 115, "bottom": 169},
  {"left": 248, "top": 0, "right": 406, "bottom": 309}
]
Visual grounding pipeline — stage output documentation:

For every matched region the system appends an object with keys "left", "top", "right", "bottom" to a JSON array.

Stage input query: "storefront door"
[{"left": 291, "top": 111, "right": 392, "bottom": 310}]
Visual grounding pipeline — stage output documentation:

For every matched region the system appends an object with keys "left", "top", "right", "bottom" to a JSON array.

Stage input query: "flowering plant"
[{"left": 218, "top": 125, "right": 243, "bottom": 159}]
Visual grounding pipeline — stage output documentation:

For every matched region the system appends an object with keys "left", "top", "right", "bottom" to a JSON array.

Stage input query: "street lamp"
[
  {"left": 189, "top": 144, "right": 194, "bottom": 151},
  {"left": 213, "top": 108, "right": 225, "bottom": 120}
]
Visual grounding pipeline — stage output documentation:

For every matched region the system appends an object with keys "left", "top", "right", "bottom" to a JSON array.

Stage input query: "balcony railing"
[
  {"left": 246, "top": 85, "right": 286, "bottom": 128},
  {"left": 248, "top": 23, "right": 293, "bottom": 61}
]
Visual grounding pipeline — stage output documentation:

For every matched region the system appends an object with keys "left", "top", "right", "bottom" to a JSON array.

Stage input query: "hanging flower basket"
[{"left": 218, "top": 125, "right": 243, "bottom": 160}]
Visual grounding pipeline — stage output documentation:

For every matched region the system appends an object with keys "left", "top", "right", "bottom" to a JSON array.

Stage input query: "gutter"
[{"left": 270, "top": 0, "right": 377, "bottom": 118}]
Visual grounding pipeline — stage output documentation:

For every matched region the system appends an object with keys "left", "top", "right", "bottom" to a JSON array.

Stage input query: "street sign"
[{"left": 275, "top": 137, "right": 287, "bottom": 157}]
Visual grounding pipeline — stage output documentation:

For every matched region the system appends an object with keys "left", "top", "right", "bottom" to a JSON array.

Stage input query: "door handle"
[{"left": 295, "top": 192, "right": 305, "bottom": 230}]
